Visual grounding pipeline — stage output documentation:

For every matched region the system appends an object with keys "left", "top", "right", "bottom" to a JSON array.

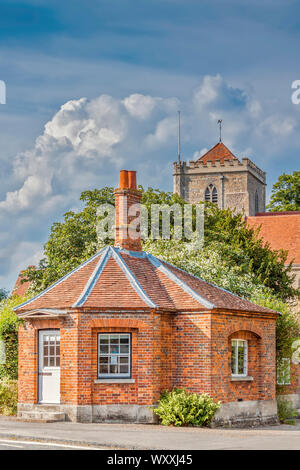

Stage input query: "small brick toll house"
[{"left": 15, "top": 170, "right": 279, "bottom": 426}]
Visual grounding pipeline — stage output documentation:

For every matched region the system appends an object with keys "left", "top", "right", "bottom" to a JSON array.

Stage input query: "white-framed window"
[
  {"left": 277, "top": 358, "right": 291, "bottom": 385},
  {"left": 231, "top": 339, "right": 248, "bottom": 376},
  {"left": 98, "top": 333, "right": 131, "bottom": 378}
]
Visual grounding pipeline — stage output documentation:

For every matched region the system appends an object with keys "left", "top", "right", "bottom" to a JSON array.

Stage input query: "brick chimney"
[{"left": 114, "top": 170, "right": 142, "bottom": 251}]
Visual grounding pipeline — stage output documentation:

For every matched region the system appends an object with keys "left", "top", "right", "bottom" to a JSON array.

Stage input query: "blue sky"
[{"left": 0, "top": 0, "right": 300, "bottom": 290}]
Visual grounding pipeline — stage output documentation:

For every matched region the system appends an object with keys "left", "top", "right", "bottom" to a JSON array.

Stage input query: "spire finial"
[
  {"left": 178, "top": 110, "right": 181, "bottom": 164},
  {"left": 218, "top": 119, "right": 222, "bottom": 143}
]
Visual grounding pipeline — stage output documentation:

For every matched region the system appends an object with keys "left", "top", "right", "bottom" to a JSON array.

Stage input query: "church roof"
[
  {"left": 196, "top": 142, "right": 239, "bottom": 164},
  {"left": 14, "top": 245, "right": 277, "bottom": 315},
  {"left": 247, "top": 212, "right": 300, "bottom": 264}
]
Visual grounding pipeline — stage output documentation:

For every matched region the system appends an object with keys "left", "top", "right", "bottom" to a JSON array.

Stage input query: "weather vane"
[{"left": 218, "top": 119, "right": 222, "bottom": 142}]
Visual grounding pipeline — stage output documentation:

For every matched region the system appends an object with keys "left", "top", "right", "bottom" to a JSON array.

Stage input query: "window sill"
[
  {"left": 94, "top": 378, "right": 135, "bottom": 384},
  {"left": 231, "top": 376, "right": 253, "bottom": 382}
]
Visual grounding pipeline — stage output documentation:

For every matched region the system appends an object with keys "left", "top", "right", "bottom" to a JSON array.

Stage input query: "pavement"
[{"left": 0, "top": 416, "right": 300, "bottom": 450}]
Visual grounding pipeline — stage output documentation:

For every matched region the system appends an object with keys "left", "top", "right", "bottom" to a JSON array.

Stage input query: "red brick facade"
[{"left": 18, "top": 309, "right": 277, "bottom": 409}]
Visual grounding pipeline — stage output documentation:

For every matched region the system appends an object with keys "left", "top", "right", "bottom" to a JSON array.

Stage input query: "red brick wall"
[
  {"left": 172, "top": 313, "right": 212, "bottom": 394},
  {"left": 18, "top": 309, "right": 278, "bottom": 407},
  {"left": 210, "top": 313, "right": 277, "bottom": 402}
]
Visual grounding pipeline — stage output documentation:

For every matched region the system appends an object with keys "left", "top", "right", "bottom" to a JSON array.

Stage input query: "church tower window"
[{"left": 205, "top": 184, "right": 218, "bottom": 204}]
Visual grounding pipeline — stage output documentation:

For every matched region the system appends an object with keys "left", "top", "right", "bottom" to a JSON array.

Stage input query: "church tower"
[{"left": 173, "top": 142, "right": 266, "bottom": 216}]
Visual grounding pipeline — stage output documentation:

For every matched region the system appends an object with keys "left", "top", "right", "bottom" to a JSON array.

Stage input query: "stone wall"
[{"left": 173, "top": 157, "right": 266, "bottom": 216}]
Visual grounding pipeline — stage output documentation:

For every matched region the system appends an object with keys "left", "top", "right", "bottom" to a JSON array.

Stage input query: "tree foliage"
[
  {"left": 267, "top": 171, "right": 300, "bottom": 212},
  {"left": 24, "top": 187, "right": 297, "bottom": 303},
  {"left": 0, "top": 289, "right": 8, "bottom": 301},
  {"left": 0, "top": 295, "right": 27, "bottom": 380}
]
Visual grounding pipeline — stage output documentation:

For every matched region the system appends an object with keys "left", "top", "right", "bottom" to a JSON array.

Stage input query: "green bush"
[
  {"left": 0, "top": 295, "right": 26, "bottom": 380},
  {"left": 0, "top": 378, "right": 17, "bottom": 416},
  {"left": 153, "top": 389, "right": 220, "bottom": 427},
  {"left": 277, "top": 397, "right": 298, "bottom": 424}
]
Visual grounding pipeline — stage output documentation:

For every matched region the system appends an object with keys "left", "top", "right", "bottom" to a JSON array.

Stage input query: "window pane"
[
  {"left": 100, "top": 344, "right": 109, "bottom": 354},
  {"left": 231, "top": 342, "right": 236, "bottom": 374},
  {"left": 109, "top": 364, "right": 118, "bottom": 374},
  {"left": 49, "top": 356, "right": 55, "bottom": 367},
  {"left": 238, "top": 342, "right": 245, "bottom": 375},
  {"left": 100, "top": 364, "right": 108, "bottom": 374},
  {"left": 98, "top": 333, "right": 130, "bottom": 377},
  {"left": 50, "top": 346, "right": 55, "bottom": 356},
  {"left": 120, "top": 364, "right": 129, "bottom": 374},
  {"left": 99, "top": 356, "right": 109, "bottom": 364},
  {"left": 120, "top": 335, "right": 129, "bottom": 343},
  {"left": 100, "top": 335, "right": 109, "bottom": 343},
  {"left": 277, "top": 358, "right": 291, "bottom": 385},
  {"left": 110, "top": 344, "right": 119, "bottom": 354},
  {"left": 56, "top": 356, "right": 60, "bottom": 367},
  {"left": 43, "top": 356, "right": 49, "bottom": 367}
]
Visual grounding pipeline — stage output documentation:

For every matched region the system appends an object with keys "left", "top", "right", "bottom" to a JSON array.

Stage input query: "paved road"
[
  {"left": 0, "top": 438, "right": 104, "bottom": 450},
  {"left": 1, "top": 417, "right": 300, "bottom": 450}
]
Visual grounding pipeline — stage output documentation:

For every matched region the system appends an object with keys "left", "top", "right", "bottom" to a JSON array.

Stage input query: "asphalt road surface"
[
  {"left": 0, "top": 438, "right": 104, "bottom": 450},
  {"left": 1, "top": 417, "right": 300, "bottom": 450}
]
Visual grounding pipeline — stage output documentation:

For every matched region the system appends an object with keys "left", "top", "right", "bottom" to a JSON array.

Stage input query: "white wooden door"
[{"left": 38, "top": 330, "right": 60, "bottom": 404}]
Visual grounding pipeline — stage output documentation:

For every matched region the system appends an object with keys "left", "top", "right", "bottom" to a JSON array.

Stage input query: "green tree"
[
  {"left": 24, "top": 186, "right": 297, "bottom": 302},
  {"left": 267, "top": 171, "right": 300, "bottom": 212},
  {"left": 0, "top": 289, "right": 8, "bottom": 301},
  {"left": 0, "top": 295, "right": 28, "bottom": 380}
]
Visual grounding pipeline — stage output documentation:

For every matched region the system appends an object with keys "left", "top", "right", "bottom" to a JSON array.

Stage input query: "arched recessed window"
[
  {"left": 255, "top": 190, "right": 259, "bottom": 214},
  {"left": 205, "top": 184, "right": 218, "bottom": 204}
]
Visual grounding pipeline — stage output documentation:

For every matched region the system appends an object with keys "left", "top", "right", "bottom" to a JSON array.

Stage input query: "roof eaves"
[
  {"left": 146, "top": 253, "right": 215, "bottom": 309},
  {"left": 112, "top": 247, "right": 157, "bottom": 308},
  {"left": 13, "top": 248, "right": 106, "bottom": 312}
]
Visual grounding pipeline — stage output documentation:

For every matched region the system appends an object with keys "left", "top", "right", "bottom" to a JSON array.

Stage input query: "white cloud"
[
  {"left": 123, "top": 94, "right": 158, "bottom": 119},
  {"left": 258, "top": 115, "right": 296, "bottom": 137}
]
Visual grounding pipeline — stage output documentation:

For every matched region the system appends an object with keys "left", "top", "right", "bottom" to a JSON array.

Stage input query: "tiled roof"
[
  {"left": 14, "top": 246, "right": 277, "bottom": 315},
  {"left": 12, "top": 271, "right": 31, "bottom": 297},
  {"left": 247, "top": 212, "right": 300, "bottom": 264},
  {"left": 196, "top": 142, "right": 239, "bottom": 164}
]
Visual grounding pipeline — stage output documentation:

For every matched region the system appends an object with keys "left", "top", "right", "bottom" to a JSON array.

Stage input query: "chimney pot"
[
  {"left": 119, "top": 170, "right": 129, "bottom": 189},
  {"left": 128, "top": 171, "right": 137, "bottom": 190}
]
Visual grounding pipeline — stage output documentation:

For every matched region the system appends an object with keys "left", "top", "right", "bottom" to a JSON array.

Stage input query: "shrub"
[
  {"left": 277, "top": 397, "right": 298, "bottom": 424},
  {"left": 0, "top": 295, "right": 27, "bottom": 380},
  {"left": 153, "top": 389, "right": 220, "bottom": 427},
  {"left": 0, "top": 378, "right": 17, "bottom": 416}
]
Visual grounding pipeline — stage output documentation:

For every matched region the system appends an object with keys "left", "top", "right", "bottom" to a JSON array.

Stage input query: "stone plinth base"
[{"left": 211, "top": 399, "right": 279, "bottom": 428}]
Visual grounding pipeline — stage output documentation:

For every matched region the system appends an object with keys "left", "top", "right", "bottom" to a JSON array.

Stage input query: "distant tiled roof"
[
  {"left": 247, "top": 212, "right": 300, "bottom": 264},
  {"left": 14, "top": 246, "right": 277, "bottom": 315},
  {"left": 196, "top": 142, "right": 239, "bottom": 164},
  {"left": 12, "top": 271, "right": 31, "bottom": 297}
]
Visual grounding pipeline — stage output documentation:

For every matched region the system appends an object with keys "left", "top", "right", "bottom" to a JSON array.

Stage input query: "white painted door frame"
[{"left": 38, "top": 329, "right": 60, "bottom": 404}]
